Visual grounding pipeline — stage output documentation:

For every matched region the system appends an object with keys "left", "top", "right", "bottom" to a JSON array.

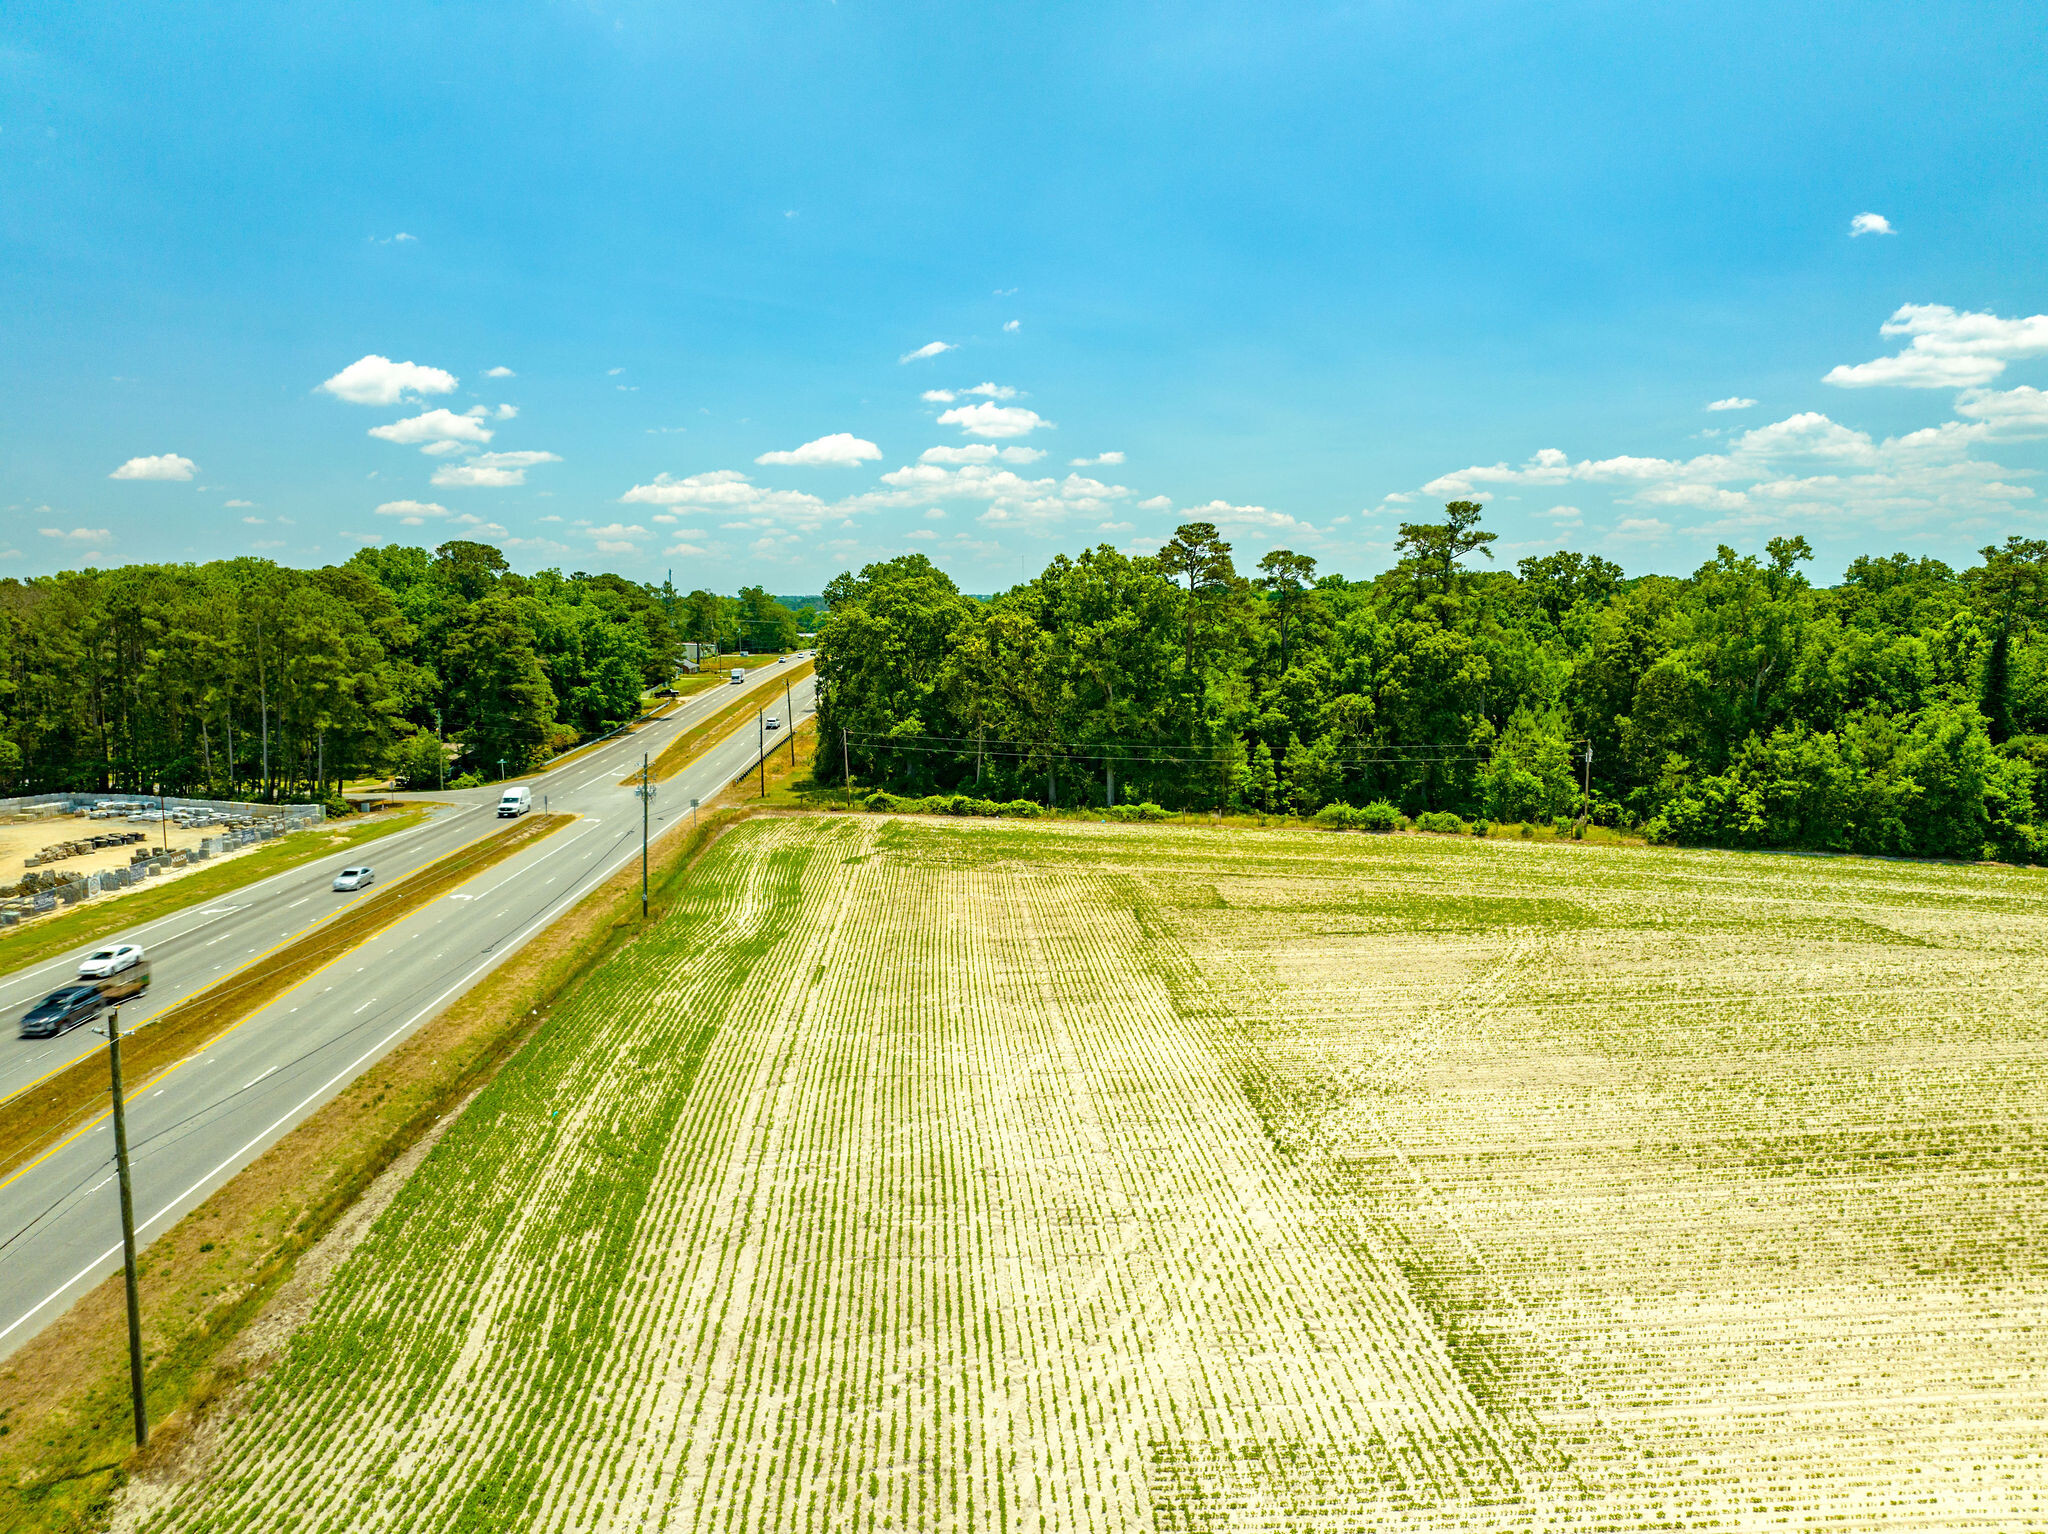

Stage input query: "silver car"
[{"left": 333, "top": 866, "right": 375, "bottom": 891}]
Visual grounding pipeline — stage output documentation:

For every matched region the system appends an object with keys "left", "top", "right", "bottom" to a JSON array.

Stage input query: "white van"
[
  {"left": 498, "top": 786, "right": 532, "bottom": 818},
  {"left": 729, "top": 667, "right": 746, "bottom": 686}
]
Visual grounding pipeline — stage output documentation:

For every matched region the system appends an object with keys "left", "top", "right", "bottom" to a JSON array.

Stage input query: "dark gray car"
[{"left": 20, "top": 985, "right": 105, "bottom": 1040}]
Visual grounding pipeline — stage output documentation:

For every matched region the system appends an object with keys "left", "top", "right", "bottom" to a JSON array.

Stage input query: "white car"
[
  {"left": 78, "top": 943, "right": 144, "bottom": 979},
  {"left": 333, "top": 866, "right": 375, "bottom": 891},
  {"left": 765, "top": 715, "right": 780, "bottom": 731}
]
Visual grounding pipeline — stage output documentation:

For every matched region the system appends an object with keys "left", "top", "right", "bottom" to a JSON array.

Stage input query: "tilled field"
[{"left": 137, "top": 817, "right": 2048, "bottom": 1531}]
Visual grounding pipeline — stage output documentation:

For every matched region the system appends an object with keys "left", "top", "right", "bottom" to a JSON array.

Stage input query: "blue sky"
[{"left": 5, "top": 1, "right": 2046, "bottom": 590}]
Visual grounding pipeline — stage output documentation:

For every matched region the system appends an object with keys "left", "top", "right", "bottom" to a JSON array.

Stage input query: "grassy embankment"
[
  {"left": 0, "top": 814, "right": 568, "bottom": 1184},
  {"left": 0, "top": 800, "right": 751, "bottom": 1534},
  {"left": 0, "top": 809, "right": 430, "bottom": 976},
  {"left": 625, "top": 658, "right": 815, "bottom": 787}
]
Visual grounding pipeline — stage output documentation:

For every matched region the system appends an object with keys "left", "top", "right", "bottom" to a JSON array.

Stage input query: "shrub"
[
  {"left": 1004, "top": 799, "right": 1045, "bottom": 818},
  {"left": 1104, "top": 802, "right": 1171, "bottom": 822},
  {"left": 1471, "top": 819, "right": 1491, "bottom": 837},
  {"left": 449, "top": 771, "right": 483, "bottom": 790},
  {"left": 1356, "top": 800, "right": 1401, "bottom": 832},
  {"left": 1415, "top": 810, "right": 1466, "bottom": 835}
]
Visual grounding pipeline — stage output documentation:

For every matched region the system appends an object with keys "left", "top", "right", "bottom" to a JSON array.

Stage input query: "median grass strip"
[
  {"left": 0, "top": 804, "right": 749, "bottom": 1534},
  {"left": 0, "top": 809, "right": 429, "bottom": 978},
  {"left": 624, "top": 657, "right": 815, "bottom": 786},
  {"left": 0, "top": 813, "right": 570, "bottom": 1184}
]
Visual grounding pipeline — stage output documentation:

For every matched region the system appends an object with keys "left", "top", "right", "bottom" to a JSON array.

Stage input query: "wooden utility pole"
[
  {"left": 107, "top": 1008, "right": 148, "bottom": 1448},
  {"left": 1581, "top": 742, "right": 1594, "bottom": 826},
  {"left": 842, "top": 728, "right": 852, "bottom": 808},
  {"left": 758, "top": 712, "right": 766, "bottom": 798},
  {"left": 784, "top": 680, "right": 796, "bottom": 766},
  {"left": 640, "top": 752, "right": 651, "bottom": 919}
]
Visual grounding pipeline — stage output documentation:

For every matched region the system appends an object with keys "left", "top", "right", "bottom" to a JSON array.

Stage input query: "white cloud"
[
  {"left": 899, "top": 341, "right": 955, "bottom": 363},
  {"left": 665, "top": 541, "right": 708, "bottom": 557},
  {"left": 1003, "top": 320, "right": 1020, "bottom": 332},
  {"left": 368, "top": 408, "right": 494, "bottom": 448},
  {"left": 394, "top": 232, "right": 417, "bottom": 243},
  {"left": 936, "top": 401, "right": 1051, "bottom": 438},
  {"left": 1138, "top": 495, "right": 1172, "bottom": 512},
  {"left": 110, "top": 453, "right": 196, "bottom": 481},
  {"left": 921, "top": 390, "right": 956, "bottom": 403},
  {"left": 1613, "top": 518, "right": 1671, "bottom": 536},
  {"left": 1070, "top": 451, "right": 1125, "bottom": 466},
  {"left": 1955, "top": 386, "right": 2048, "bottom": 439},
  {"left": 1824, "top": 303, "right": 2048, "bottom": 389},
  {"left": 754, "top": 432, "right": 882, "bottom": 467},
  {"left": 1706, "top": 397, "right": 1756, "bottom": 412},
  {"left": 1850, "top": 212, "right": 1895, "bottom": 237},
  {"left": 420, "top": 440, "right": 468, "bottom": 457},
  {"left": 318, "top": 354, "right": 457, "bottom": 406},
  {"left": 494, "top": 403, "right": 518, "bottom": 420},
  {"left": 242, "top": 515, "right": 265, "bottom": 525},
  {"left": 963, "top": 382, "right": 1017, "bottom": 399},
  {"left": 918, "top": 444, "right": 1043, "bottom": 465},
  {"left": 225, "top": 498, "right": 253, "bottom": 507},
  {"left": 431, "top": 449, "right": 561, "bottom": 488},
  {"left": 874, "top": 462, "right": 1132, "bottom": 529},
  {"left": 586, "top": 522, "right": 648, "bottom": 539},
  {"left": 374, "top": 499, "right": 452, "bottom": 525},
  {"left": 621, "top": 469, "right": 832, "bottom": 529},
  {"left": 349, "top": 532, "right": 384, "bottom": 545},
  {"left": 1175, "top": 499, "right": 1315, "bottom": 536},
  {"left": 484, "top": 366, "right": 516, "bottom": 378},
  {"left": 608, "top": 367, "right": 624, "bottom": 376},
  {"left": 39, "top": 526, "right": 111, "bottom": 543}
]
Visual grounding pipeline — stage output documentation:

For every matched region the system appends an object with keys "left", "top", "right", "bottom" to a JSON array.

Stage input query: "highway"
[{"left": 0, "top": 664, "right": 816, "bottom": 1358}]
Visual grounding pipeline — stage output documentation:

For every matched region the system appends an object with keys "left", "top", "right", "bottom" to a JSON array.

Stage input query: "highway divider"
[
  {"left": 625, "top": 658, "right": 815, "bottom": 787},
  {"left": 0, "top": 813, "right": 571, "bottom": 1185}
]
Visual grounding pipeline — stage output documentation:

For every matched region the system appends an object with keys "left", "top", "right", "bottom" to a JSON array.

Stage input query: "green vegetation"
[
  {"left": 0, "top": 808, "right": 426, "bottom": 975},
  {"left": 817, "top": 515, "right": 2048, "bottom": 860},
  {"left": 0, "top": 544, "right": 806, "bottom": 795},
  {"left": 120, "top": 815, "right": 2048, "bottom": 1530}
]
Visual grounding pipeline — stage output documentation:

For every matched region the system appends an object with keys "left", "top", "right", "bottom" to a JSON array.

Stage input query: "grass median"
[
  {"left": 0, "top": 812, "right": 570, "bottom": 1185},
  {"left": 0, "top": 809, "right": 430, "bottom": 978},
  {"left": 625, "top": 658, "right": 815, "bottom": 787},
  {"left": 0, "top": 803, "right": 750, "bottom": 1534}
]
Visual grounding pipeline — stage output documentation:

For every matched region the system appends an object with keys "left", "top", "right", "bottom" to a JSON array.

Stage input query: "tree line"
[
  {"left": 0, "top": 541, "right": 806, "bottom": 799},
  {"left": 815, "top": 506, "right": 2048, "bottom": 862}
]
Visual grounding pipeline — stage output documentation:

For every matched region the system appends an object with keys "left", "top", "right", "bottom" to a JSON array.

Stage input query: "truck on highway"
[
  {"left": 729, "top": 667, "right": 746, "bottom": 686},
  {"left": 498, "top": 786, "right": 532, "bottom": 818}
]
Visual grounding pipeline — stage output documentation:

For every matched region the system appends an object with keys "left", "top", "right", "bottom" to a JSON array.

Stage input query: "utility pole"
[
  {"left": 784, "top": 680, "right": 795, "bottom": 766},
  {"left": 434, "top": 709, "right": 444, "bottom": 792},
  {"left": 317, "top": 729, "right": 324, "bottom": 801},
  {"left": 842, "top": 728, "right": 852, "bottom": 809},
  {"left": 638, "top": 752, "right": 651, "bottom": 919},
  {"left": 154, "top": 783, "right": 167, "bottom": 854},
  {"left": 107, "top": 1008, "right": 148, "bottom": 1448},
  {"left": 758, "top": 711, "right": 766, "bottom": 798},
  {"left": 1582, "top": 742, "right": 1594, "bottom": 826}
]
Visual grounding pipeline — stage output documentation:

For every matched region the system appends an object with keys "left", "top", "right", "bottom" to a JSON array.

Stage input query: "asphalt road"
[{"left": 0, "top": 664, "right": 816, "bottom": 1358}]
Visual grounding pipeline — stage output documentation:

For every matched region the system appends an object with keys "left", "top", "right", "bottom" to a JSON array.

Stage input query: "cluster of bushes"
[
  {"left": 862, "top": 791, "right": 1044, "bottom": 818},
  {"left": 1314, "top": 801, "right": 1403, "bottom": 833},
  {"left": 858, "top": 791, "right": 1175, "bottom": 822}
]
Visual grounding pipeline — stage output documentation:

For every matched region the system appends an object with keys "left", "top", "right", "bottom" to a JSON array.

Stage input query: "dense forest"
[
  {"left": 816, "top": 505, "right": 2048, "bottom": 862},
  {"left": 0, "top": 541, "right": 805, "bottom": 799}
]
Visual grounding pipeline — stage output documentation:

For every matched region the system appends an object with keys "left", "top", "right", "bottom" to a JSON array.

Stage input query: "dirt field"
[
  {"left": 0, "top": 815, "right": 215, "bottom": 883},
  {"left": 128, "top": 817, "right": 2048, "bottom": 1532}
]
